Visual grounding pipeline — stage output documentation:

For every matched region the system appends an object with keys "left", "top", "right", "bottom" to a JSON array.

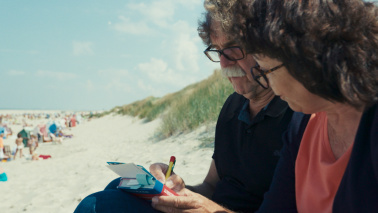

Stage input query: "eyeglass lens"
[
  {"left": 251, "top": 66, "right": 269, "bottom": 88},
  {"left": 207, "top": 47, "right": 243, "bottom": 62}
]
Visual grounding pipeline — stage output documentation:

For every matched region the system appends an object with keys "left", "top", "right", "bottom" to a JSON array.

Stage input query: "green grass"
[
  {"left": 107, "top": 69, "right": 234, "bottom": 139},
  {"left": 158, "top": 70, "right": 234, "bottom": 137}
]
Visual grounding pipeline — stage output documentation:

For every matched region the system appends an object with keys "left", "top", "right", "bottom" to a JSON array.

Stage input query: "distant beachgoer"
[
  {"left": 28, "top": 133, "right": 34, "bottom": 154},
  {"left": 28, "top": 134, "right": 38, "bottom": 154},
  {"left": 58, "top": 130, "right": 73, "bottom": 138},
  {"left": 14, "top": 133, "right": 24, "bottom": 159}
]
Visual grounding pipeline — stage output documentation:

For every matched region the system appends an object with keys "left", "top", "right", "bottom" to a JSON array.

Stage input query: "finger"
[
  {"left": 177, "top": 188, "right": 194, "bottom": 196},
  {"left": 149, "top": 163, "right": 168, "bottom": 183},
  {"left": 152, "top": 196, "right": 186, "bottom": 213},
  {"left": 152, "top": 194, "right": 198, "bottom": 209},
  {"left": 166, "top": 174, "right": 185, "bottom": 192}
]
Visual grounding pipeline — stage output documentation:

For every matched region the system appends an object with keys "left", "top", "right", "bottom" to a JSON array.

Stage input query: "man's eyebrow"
[
  {"left": 210, "top": 41, "right": 239, "bottom": 49},
  {"left": 224, "top": 41, "right": 237, "bottom": 47}
]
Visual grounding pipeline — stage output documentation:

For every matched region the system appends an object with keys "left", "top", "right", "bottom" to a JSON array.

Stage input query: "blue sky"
[{"left": 0, "top": 0, "right": 218, "bottom": 111}]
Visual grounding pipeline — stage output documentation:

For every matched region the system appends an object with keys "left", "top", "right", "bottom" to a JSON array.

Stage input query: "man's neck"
[{"left": 246, "top": 90, "right": 276, "bottom": 118}]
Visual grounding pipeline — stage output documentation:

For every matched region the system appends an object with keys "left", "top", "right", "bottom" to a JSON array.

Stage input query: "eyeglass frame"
[
  {"left": 250, "top": 63, "right": 285, "bottom": 89},
  {"left": 204, "top": 46, "right": 245, "bottom": 62}
]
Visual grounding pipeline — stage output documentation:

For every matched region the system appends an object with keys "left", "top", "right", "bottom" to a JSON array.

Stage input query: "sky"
[{"left": 0, "top": 0, "right": 219, "bottom": 111}]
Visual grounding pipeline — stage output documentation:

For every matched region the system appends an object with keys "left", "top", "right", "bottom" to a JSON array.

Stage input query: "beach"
[{"left": 0, "top": 112, "right": 214, "bottom": 212}]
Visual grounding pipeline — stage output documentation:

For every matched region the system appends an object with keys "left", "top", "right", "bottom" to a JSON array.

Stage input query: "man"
[
  {"left": 150, "top": 1, "right": 293, "bottom": 212},
  {"left": 74, "top": 1, "right": 293, "bottom": 212}
]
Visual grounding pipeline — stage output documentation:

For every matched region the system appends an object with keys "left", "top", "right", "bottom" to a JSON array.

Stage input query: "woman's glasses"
[{"left": 250, "top": 63, "right": 284, "bottom": 89}]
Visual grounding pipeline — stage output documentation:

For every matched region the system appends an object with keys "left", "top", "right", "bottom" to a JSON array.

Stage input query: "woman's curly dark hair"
[{"left": 234, "top": 0, "right": 378, "bottom": 109}]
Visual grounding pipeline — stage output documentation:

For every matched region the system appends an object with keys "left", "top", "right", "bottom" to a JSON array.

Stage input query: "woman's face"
[{"left": 252, "top": 55, "right": 332, "bottom": 114}]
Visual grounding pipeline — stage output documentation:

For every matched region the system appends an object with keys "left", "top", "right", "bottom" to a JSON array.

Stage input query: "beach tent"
[{"left": 39, "top": 125, "right": 48, "bottom": 137}]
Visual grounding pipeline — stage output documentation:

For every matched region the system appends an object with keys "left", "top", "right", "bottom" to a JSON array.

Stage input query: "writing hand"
[
  {"left": 151, "top": 188, "right": 233, "bottom": 213},
  {"left": 149, "top": 163, "right": 186, "bottom": 193}
]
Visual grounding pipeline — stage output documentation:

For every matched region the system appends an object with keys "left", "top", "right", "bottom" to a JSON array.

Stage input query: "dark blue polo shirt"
[{"left": 212, "top": 92, "right": 293, "bottom": 212}]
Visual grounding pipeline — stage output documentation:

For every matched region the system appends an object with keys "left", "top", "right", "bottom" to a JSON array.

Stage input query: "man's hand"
[
  {"left": 149, "top": 163, "right": 186, "bottom": 193},
  {"left": 151, "top": 188, "right": 233, "bottom": 213}
]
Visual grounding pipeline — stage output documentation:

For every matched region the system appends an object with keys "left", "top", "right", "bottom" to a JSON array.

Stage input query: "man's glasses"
[
  {"left": 204, "top": 46, "right": 245, "bottom": 62},
  {"left": 250, "top": 63, "right": 285, "bottom": 89}
]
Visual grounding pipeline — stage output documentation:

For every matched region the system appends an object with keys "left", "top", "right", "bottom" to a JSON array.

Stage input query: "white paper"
[{"left": 107, "top": 163, "right": 148, "bottom": 178}]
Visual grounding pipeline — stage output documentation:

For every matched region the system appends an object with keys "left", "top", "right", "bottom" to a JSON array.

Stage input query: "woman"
[{"left": 232, "top": 0, "right": 378, "bottom": 212}]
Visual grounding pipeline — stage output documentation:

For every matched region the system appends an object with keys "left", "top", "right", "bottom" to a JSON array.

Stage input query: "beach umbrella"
[{"left": 49, "top": 123, "right": 57, "bottom": 134}]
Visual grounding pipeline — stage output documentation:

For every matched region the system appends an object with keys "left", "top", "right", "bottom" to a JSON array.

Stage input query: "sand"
[{"left": 0, "top": 113, "right": 215, "bottom": 213}]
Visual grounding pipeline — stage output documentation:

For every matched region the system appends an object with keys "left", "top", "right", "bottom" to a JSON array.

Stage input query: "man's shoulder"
[
  {"left": 224, "top": 92, "right": 247, "bottom": 107},
  {"left": 217, "top": 92, "right": 246, "bottom": 122}
]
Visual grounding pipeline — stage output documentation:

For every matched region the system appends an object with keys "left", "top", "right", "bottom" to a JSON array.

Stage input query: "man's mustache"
[{"left": 222, "top": 66, "right": 246, "bottom": 77}]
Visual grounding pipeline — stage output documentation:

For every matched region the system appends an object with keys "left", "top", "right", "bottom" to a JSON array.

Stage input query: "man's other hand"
[{"left": 151, "top": 188, "right": 233, "bottom": 213}]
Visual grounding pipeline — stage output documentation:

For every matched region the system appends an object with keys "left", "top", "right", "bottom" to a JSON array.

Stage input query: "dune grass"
[
  {"left": 158, "top": 70, "right": 234, "bottom": 137},
  {"left": 110, "top": 69, "right": 234, "bottom": 139}
]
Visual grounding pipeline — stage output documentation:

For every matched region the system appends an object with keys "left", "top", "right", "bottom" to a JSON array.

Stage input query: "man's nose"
[{"left": 220, "top": 54, "right": 236, "bottom": 68}]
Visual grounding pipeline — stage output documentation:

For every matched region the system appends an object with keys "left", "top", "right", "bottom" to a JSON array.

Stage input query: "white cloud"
[
  {"left": 171, "top": 20, "right": 200, "bottom": 72},
  {"left": 138, "top": 58, "right": 191, "bottom": 87},
  {"left": 8, "top": 70, "right": 25, "bottom": 76},
  {"left": 112, "top": 16, "right": 154, "bottom": 35},
  {"left": 73, "top": 41, "right": 94, "bottom": 56},
  {"left": 127, "top": 0, "right": 175, "bottom": 27},
  {"left": 35, "top": 70, "right": 77, "bottom": 80}
]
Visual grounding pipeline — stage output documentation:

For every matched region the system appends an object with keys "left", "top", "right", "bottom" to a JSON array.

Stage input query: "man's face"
[{"left": 209, "top": 29, "right": 263, "bottom": 99}]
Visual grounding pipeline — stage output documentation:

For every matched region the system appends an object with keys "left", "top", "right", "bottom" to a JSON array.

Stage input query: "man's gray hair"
[{"left": 198, "top": 0, "right": 250, "bottom": 46}]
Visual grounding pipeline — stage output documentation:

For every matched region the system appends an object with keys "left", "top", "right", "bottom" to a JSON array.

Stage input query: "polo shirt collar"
[{"left": 238, "top": 96, "right": 289, "bottom": 125}]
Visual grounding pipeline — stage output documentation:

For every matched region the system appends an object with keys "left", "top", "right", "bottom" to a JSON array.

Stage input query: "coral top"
[{"left": 295, "top": 112, "right": 353, "bottom": 213}]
